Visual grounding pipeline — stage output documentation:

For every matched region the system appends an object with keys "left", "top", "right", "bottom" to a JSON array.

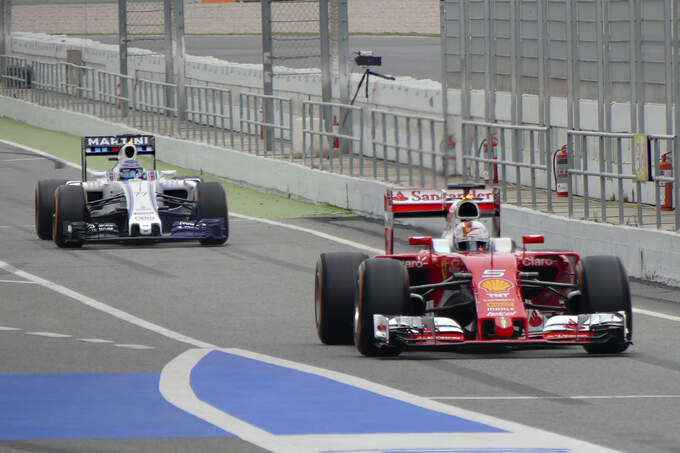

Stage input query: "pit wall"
[{"left": 1, "top": 94, "right": 678, "bottom": 287}]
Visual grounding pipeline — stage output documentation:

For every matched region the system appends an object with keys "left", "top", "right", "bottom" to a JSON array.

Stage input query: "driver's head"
[
  {"left": 452, "top": 220, "right": 489, "bottom": 252},
  {"left": 118, "top": 160, "right": 143, "bottom": 180}
]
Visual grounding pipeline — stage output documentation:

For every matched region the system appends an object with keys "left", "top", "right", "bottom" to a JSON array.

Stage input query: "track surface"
[
  {"left": 90, "top": 35, "right": 442, "bottom": 81},
  {"left": 1, "top": 142, "right": 680, "bottom": 452}
]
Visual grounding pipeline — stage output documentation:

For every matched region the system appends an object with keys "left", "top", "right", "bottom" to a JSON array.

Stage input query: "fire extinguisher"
[
  {"left": 479, "top": 135, "right": 498, "bottom": 184},
  {"left": 332, "top": 115, "right": 340, "bottom": 149},
  {"left": 259, "top": 103, "right": 264, "bottom": 140},
  {"left": 660, "top": 152, "right": 673, "bottom": 211},
  {"left": 553, "top": 145, "right": 569, "bottom": 198}
]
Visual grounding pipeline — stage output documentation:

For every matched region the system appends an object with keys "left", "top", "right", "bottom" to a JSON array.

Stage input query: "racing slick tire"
[
  {"left": 577, "top": 255, "right": 632, "bottom": 354},
  {"left": 35, "top": 179, "right": 67, "bottom": 240},
  {"left": 53, "top": 185, "right": 87, "bottom": 248},
  {"left": 354, "top": 258, "right": 410, "bottom": 357},
  {"left": 315, "top": 252, "right": 369, "bottom": 345},
  {"left": 196, "top": 182, "right": 229, "bottom": 246}
]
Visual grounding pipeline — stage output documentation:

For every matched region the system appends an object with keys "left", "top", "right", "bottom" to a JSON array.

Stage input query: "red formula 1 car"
[{"left": 314, "top": 184, "right": 632, "bottom": 357}]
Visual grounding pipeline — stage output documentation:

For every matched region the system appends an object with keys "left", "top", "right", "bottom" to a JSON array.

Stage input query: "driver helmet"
[
  {"left": 451, "top": 220, "right": 489, "bottom": 252},
  {"left": 118, "top": 159, "right": 144, "bottom": 180}
]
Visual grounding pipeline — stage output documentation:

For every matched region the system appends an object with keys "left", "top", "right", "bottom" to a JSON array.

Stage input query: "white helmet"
[{"left": 452, "top": 220, "right": 489, "bottom": 252}]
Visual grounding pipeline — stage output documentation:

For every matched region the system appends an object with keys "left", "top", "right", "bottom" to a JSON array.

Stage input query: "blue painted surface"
[
  {"left": 0, "top": 373, "right": 232, "bottom": 440},
  {"left": 191, "top": 351, "right": 506, "bottom": 436}
]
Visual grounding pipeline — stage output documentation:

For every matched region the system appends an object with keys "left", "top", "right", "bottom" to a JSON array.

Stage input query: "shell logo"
[{"left": 480, "top": 279, "right": 512, "bottom": 292}]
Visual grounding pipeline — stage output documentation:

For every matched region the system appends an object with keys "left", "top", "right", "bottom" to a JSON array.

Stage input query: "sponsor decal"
[
  {"left": 529, "top": 310, "right": 544, "bottom": 327},
  {"left": 482, "top": 269, "right": 505, "bottom": 277},
  {"left": 480, "top": 279, "right": 512, "bottom": 292},
  {"left": 87, "top": 136, "right": 150, "bottom": 147},
  {"left": 441, "top": 259, "right": 449, "bottom": 280},
  {"left": 409, "top": 190, "right": 444, "bottom": 202},
  {"left": 392, "top": 191, "right": 408, "bottom": 202},
  {"left": 521, "top": 256, "right": 556, "bottom": 267},
  {"left": 486, "top": 302, "right": 514, "bottom": 308},
  {"left": 403, "top": 256, "right": 427, "bottom": 269}
]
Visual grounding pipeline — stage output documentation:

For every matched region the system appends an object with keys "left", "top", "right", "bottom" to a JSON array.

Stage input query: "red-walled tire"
[{"left": 315, "top": 252, "right": 368, "bottom": 345}]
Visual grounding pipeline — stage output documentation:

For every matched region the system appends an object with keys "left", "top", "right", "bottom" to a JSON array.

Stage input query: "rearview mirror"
[
  {"left": 408, "top": 236, "right": 433, "bottom": 247},
  {"left": 522, "top": 235, "right": 545, "bottom": 245}
]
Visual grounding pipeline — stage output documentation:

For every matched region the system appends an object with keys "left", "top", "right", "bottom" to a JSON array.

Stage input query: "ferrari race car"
[
  {"left": 314, "top": 184, "right": 632, "bottom": 356},
  {"left": 34, "top": 134, "right": 228, "bottom": 247}
]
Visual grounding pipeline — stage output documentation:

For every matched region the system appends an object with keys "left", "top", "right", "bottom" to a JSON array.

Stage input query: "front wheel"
[
  {"left": 53, "top": 185, "right": 87, "bottom": 248},
  {"left": 35, "top": 179, "right": 67, "bottom": 240},
  {"left": 577, "top": 255, "right": 632, "bottom": 354},
  {"left": 196, "top": 182, "right": 229, "bottom": 245},
  {"left": 354, "top": 258, "right": 410, "bottom": 357},
  {"left": 315, "top": 252, "right": 368, "bottom": 345}
]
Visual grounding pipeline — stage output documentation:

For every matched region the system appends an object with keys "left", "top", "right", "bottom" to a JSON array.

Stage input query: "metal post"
[
  {"left": 261, "top": 0, "right": 274, "bottom": 152},
  {"left": 118, "top": 0, "right": 128, "bottom": 116},
  {"left": 336, "top": 0, "right": 352, "bottom": 154},
  {"left": 460, "top": 0, "right": 470, "bottom": 119},
  {"left": 164, "top": 0, "right": 175, "bottom": 111},
  {"left": 0, "top": 0, "right": 11, "bottom": 57},
  {"left": 628, "top": 0, "right": 639, "bottom": 132},
  {"left": 484, "top": 0, "right": 495, "bottom": 122},
  {"left": 320, "top": 0, "right": 331, "bottom": 138},
  {"left": 674, "top": 0, "right": 680, "bottom": 230},
  {"left": 440, "top": 0, "right": 450, "bottom": 182},
  {"left": 175, "top": 0, "right": 186, "bottom": 122}
]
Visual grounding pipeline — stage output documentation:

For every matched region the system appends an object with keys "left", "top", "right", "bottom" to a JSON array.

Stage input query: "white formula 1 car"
[{"left": 35, "top": 134, "right": 228, "bottom": 247}]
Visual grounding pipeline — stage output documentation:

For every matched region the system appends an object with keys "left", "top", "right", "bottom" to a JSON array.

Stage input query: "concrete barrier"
[{"left": 1, "top": 94, "right": 678, "bottom": 286}]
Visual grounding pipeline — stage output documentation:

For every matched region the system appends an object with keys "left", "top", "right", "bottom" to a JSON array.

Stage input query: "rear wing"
[
  {"left": 81, "top": 134, "right": 156, "bottom": 181},
  {"left": 384, "top": 184, "right": 500, "bottom": 254}
]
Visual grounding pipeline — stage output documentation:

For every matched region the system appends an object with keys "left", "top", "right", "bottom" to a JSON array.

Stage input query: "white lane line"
[
  {"left": 0, "top": 326, "right": 21, "bottom": 331},
  {"left": 78, "top": 338, "right": 114, "bottom": 344},
  {"left": 427, "top": 395, "right": 680, "bottom": 401},
  {"left": 25, "top": 331, "right": 72, "bottom": 338},
  {"left": 0, "top": 139, "right": 79, "bottom": 170},
  {"left": 0, "top": 259, "right": 216, "bottom": 349},
  {"left": 159, "top": 348, "right": 305, "bottom": 453},
  {"left": 0, "top": 279, "right": 40, "bottom": 284},
  {"left": 230, "top": 213, "right": 383, "bottom": 255},
  {"left": 633, "top": 307, "right": 680, "bottom": 322},
  {"left": 160, "top": 348, "right": 618, "bottom": 453},
  {"left": 0, "top": 157, "right": 45, "bottom": 162},
  {"left": 114, "top": 343, "right": 155, "bottom": 350}
]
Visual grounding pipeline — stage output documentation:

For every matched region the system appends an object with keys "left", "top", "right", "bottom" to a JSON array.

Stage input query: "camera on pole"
[{"left": 351, "top": 50, "right": 395, "bottom": 105}]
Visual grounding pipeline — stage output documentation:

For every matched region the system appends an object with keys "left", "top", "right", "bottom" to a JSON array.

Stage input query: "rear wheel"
[
  {"left": 354, "top": 258, "right": 410, "bottom": 357},
  {"left": 196, "top": 182, "right": 229, "bottom": 245},
  {"left": 35, "top": 179, "right": 66, "bottom": 240},
  {"left": 315, "top": 252, "right": 368, "bottom": 345},
  {"left": 53, "top": 185, "right": 87, "bottom": 248},
  {"left": 577, "top": 255, "right": 632, "bottom": 354}
]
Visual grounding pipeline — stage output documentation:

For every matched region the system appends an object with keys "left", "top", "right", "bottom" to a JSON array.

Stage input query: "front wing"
[
  {"left": 372, "top": 313, "right": 628, "bottom": 349},
  {"left": 59, "top": 218, "right": 227, "bottom": 245}
]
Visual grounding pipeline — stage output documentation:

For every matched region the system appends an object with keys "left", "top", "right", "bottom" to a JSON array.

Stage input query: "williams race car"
[
  {"left": 315, "top": 184, "right": 632, "bottom": 356},
  {"left": 35, "top": 134, "right": 228, "bottom": 247}
]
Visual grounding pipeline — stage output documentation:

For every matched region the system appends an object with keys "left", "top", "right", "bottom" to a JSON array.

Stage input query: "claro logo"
[
  {"left": 521, "top": 256, "right": 555, "bottom": 267},
  {"left": 403, "top": 256, "right": 428, "bottom": 269}
]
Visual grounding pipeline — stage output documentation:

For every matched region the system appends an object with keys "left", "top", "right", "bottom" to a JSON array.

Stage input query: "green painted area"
[{"left": 0, "top": 117, "right": 352, "bottom": 219}]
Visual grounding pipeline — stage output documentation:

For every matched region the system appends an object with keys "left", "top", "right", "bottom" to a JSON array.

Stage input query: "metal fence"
[
  {"left": 0, "top": 54, "right": 448, "bottom": 188},
  {"left": 240, "top": 92, "right": 293, "bottom": 159},
  {"left": 566, "top": 130, "right": 680, "bottom": 228},
  {"left": 443, "top": 0, "right": 680, "bottom": 131},
  {"left": 462, "top": 120, "right": 552, "bottom": 211}
]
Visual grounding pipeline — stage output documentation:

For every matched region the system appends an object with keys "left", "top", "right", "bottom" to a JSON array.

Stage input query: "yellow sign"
[
  {"left": 480, "top": 279, "right": 512, "bottom": 292},
  {"left": 633, "top": 134, "right": 650, "bottom": 182}
]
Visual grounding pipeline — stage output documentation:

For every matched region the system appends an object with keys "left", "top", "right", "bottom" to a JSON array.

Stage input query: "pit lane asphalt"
[{"left": 1, "top": 142, "right": 680, "bottom": 453}]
